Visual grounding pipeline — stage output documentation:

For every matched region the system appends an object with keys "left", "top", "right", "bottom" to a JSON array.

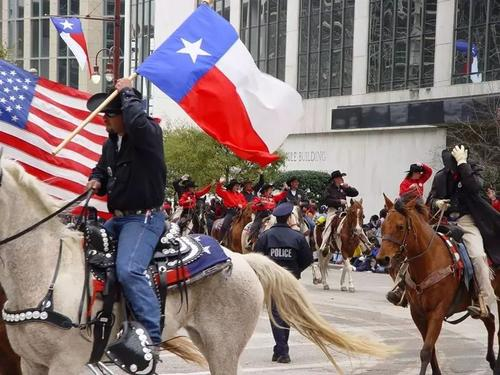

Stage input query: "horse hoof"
[
  {"left": 313, "top": 279, "right": 320, "bottom": 285},
  {"left": 348, "top": 287, "right": 355, "bottom": 293},
  {"left": 341, "top": 286, "right": 348, "bottom": 292},
  {"left": 323, "top": 285, "right": 330, "bottom": 290}
]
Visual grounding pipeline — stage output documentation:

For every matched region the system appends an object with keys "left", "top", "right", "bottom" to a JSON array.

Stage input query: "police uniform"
[{"left": 254, "top": 202, "right": 313, "bottom": 362}]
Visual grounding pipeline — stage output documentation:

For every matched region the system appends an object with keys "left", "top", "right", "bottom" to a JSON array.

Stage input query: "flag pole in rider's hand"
[{"left": 51, "top": 72, "right": 137, "bottom": 156}]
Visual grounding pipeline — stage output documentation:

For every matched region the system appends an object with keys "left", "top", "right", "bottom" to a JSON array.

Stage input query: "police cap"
[{"left": 273, "top": 202, "right": 294, "bottom": 217}]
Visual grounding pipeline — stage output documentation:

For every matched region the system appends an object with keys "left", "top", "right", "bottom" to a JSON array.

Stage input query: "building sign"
[{"left": 285, "top": 150, "right": 328, "bottom": 163}]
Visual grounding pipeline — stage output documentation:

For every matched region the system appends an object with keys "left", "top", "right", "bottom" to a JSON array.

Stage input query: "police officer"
[
  {"left": 254, "top": 202, "right": 313, "bottom": 363},
  {"left": 86, "top": 78, "right": 166, "bottom": 348}
]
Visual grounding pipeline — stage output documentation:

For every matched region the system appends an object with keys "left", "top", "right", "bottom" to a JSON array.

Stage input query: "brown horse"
[
  {"left": 0, "top": 285, "right": 21, "bottom": 375},
  {"left": 377, "top": 195, "right": 500, "bottom": 375},
  {"left": 315, "top": 199, "right": 371, "bottom": 291},
  {"left": 211, "top": 203, "right": 253, "bottom": 253}
]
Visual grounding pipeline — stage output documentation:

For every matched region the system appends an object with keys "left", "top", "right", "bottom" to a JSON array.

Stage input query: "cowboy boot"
[
  {"left": 467, "top": 292, "right": 489, "bottom": 319},
  {"left": 386, "top": 284, "right": 408, "bottom": 308}
]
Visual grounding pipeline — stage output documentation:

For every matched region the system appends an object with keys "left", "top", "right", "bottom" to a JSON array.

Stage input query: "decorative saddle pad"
[
  {"left": 153, "top": 233, "right": 231, "bottom": 288},
  {"left": 437, "top": 232, "right": 473, "bottom": 290}
]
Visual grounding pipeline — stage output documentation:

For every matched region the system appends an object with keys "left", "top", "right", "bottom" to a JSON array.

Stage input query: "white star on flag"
[
  {"left": 60, "top": 19, "right": 73, "bottom": 30},
  {"left": 176, "top": 38, "right": 211, "bottom": 63},
  {"left": 202, "top": 246, "right": 211, "bottom": 254}
]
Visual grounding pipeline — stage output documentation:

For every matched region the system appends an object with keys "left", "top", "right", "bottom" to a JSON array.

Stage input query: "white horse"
[{"left": 0, "top": 157, "right": 389, "bottom": 375}]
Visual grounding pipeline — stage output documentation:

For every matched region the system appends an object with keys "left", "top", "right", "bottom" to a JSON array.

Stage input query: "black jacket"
[
  {"left": 427, "top": 162, "right": 500, "bottom": 264},
  {"left": 89, "top": 88, "right": 166, "bottom": 212},
  {"left": 286, "top": 189, "right": 307, "bottom": 205},
  {"left": 243, "top": 174, "right": 265, "bottom": 203},
  {"left": 254, "top": 223, "right": 313, "bottom": 279},
  {"left": 323, "top": 183, "right": 359, "bottom": 208}
]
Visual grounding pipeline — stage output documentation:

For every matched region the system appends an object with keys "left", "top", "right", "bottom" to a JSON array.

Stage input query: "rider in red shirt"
[
  {"left": 216, "top": 177, "right": 247, "bottom": 241},
  {"left": 178, "top": 181, "right": 212, "bottom": 210},
  {"left": 487, "top": 187, "right": 500, "bottom": 212},
  {"left": 399, "top": 163, "right": 433, "bottom": 198},
  {"left": 249, "top": 184, "right": 287, "bottom": 242}
]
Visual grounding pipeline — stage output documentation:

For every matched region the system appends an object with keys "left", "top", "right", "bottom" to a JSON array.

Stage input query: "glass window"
[
  {"left": 298, "top": 0, "right": 354, "bottom": 98},
  {"left": 367, "top": 0, "right": 437, "bottom": 92},
  {"left": 197, "top": 0, "right": 230, "bottom": 20},
  {"left": 30, "top": 1, "right": 50, "bottom": 78},
  {"left": 240, "top": 0, "right": 287, "bottom": 81},
  {"left": 453, "top": 0, "right": 500, "bottom": 83}
]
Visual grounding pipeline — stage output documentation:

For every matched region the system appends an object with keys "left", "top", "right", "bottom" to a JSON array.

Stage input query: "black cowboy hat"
[
  {"left": 406, "top": 164, "right": 424, "bottom": 174},
  {"left": 86, "top": 88, "right": 142, "bottom": 114},
  {"left": 226, "top": 179, "right": 241, "bottom": 189},
  {"left": 184, "top": 180, "right": 197, "bottom": 189},
  {"left": 286, "top": 176, "right": 299, "bottom": 185},
  {"left": 260, "top": 183, "right": 274, "bottom": 193},
  {"left": 330, "top": 170, "right": 346, "bottom": 179},
  {"left": 441, "top": 149, "right": 457, "bottom": 173}
]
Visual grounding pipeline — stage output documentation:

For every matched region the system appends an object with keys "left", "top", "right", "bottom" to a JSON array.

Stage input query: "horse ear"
[
  {"left": 383, "top": 193, "right": 393, "bottom": 209},
  {"left": 350, "top": 198, "right": 354, "bottom": 205},
  {"left": 359, "top": 198, "right": 363, "bottom": 205}
]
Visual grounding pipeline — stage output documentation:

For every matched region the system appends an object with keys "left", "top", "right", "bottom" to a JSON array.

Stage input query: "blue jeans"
[{"left": 104, "top": 211, "right": 165, "bottom": 344}]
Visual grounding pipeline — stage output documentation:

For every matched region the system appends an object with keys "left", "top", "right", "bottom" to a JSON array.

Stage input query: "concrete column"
[
  {"left": 229, "top": 0, "right": 241, "bottom": 34},
  {"left": 123, "top": 0, "right": 131, "bottom": 77},
  {"left": 351, "top": 0, "right": 369, "bottom": 95},
  {"left": 23, "top": 0, "right": 31, "bottom": 70},
  {"left": 433, "top": 0, "right": 455, "bottom": 87},
  {"left": 284, "top": 0, "right": 299, "bottom": 89}
]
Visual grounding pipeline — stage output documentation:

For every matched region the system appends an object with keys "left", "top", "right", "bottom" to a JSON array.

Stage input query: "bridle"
[{"left": 381, "top": 208, "right": 442, "bottom": 264}]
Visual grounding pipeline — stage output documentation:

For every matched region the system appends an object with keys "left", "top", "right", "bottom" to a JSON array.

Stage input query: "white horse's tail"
[
  {"left": 161, "top": 336, "right": 207, "bottom": 368},
  {"left": 243, "top": 253, "right": 393, "bottom": 373}
]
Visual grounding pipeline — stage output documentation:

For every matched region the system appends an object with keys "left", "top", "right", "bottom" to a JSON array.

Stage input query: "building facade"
[
  {"left": 0, "top": 0, "right": 124, "bottom": 93},
  {"left": 123, "top": 0, "right": 499, "bottom": 215}
]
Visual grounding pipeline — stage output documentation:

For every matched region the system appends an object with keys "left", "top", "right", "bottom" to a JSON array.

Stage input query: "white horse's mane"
[{"left": 3, "top": 158, "right": 62, "bottom": 213}]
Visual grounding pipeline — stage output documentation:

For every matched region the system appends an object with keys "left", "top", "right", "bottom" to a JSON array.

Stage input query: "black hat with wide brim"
[
  {"left": 226, "top": 179, "right": 241, "bottom": 190},
  {"left": 86, "top": 88, "right": 142, "bottom": 113},
  {"left": 330, "top": 170, "right": 346, "bottom": 180}
]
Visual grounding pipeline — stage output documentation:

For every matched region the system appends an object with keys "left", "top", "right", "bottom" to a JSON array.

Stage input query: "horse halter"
[{"left": 381, "top": 214, "right": 411, "bottom": 254}]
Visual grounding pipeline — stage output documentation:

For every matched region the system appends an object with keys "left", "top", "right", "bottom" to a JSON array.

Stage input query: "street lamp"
[{"left": 91, "top": 48, "right": 115, "bottom": 84}]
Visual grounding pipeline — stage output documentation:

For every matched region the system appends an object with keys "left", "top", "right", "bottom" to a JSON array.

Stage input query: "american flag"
[{"left": 0, "top": 59, "right": 108, "bottom": 214}]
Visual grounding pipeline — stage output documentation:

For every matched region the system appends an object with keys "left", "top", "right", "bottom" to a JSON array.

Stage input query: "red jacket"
[
  {"left": 216, "top": 182, "right": 247, "bottom": 209},
  {"left": 399, "top": 164, "right": 433, "bottom": 197},
  {"left": 178, "top": 184, "right": 211, "bottom": 209},
  {"left": 492, "top": 199, "right": 500, "bottom": 212},
  {"left": 252, "top": 191, "right": 287, "bottom": 212}
]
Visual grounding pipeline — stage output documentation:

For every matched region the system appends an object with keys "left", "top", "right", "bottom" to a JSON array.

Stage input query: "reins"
[{"left": 0, "top": 189, "right": 91, "bottom": 246}]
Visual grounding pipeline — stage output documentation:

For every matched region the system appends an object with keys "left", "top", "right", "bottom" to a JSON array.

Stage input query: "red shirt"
[
  {"left": 399, "top": 164, "right": 433, "bottom": 197},
  {"left": 252, "top": 191, "right": 287, "bottom": 212},
  {"left": 492, "top": 199, "right": 500, "bottom": 212},
  {"left": 216, "top": 182, "right": 247, "bottom": 209},
  {"left": 179, "top": 184, "right": 211, "bottom": 209}
]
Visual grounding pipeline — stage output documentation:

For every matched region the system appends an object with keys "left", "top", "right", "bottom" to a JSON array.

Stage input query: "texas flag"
[
  {"left": 137, "top": 5, "right": 303, "bottom": 167},
  {"left": 51, "top": 17, "right": 91, "bottom": 74},
  {"left": 455, "top": 40, "right": 482, "bottom": 83}
]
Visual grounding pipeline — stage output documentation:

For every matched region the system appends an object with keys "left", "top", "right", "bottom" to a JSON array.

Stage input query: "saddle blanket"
[
  {"left": 438, "top": 232, "right": 473, "bottom": 289},
  {"left": 159, "top": 234, "right": 231, "bottom": 288}
]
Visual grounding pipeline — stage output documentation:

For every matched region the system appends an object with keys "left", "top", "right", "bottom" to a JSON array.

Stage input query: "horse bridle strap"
[
  {"left": 0, "top": 189, "right": 91, "bottom": 246},
  {"left": 405, "top": 265, "right": 455, "bottom": 294}
]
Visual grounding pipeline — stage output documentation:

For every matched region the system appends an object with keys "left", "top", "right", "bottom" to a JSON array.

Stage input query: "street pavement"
[{"left": 119, "top": 266, "right": 497, "bottom": 374}]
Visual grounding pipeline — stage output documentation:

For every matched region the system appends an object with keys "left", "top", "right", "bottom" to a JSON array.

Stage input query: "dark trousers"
[
  {"left": 270, "top": 302, "right": 290, "bottom": 356},
  {"left": 220, "top": 208, "right": 237, "bottom": 240},
  {"left": 249, "top": 210, "right": 270, "bottom": 241}
]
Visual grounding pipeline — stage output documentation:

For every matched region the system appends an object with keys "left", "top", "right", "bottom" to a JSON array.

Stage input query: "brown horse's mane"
[{"left": 394, "top": 196, "right": 429, "bottom": 219}]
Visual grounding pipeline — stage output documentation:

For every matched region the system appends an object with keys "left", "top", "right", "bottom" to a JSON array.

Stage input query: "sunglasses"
[{"left": 104, "top": 111, "right": 121, "bottom": 118}]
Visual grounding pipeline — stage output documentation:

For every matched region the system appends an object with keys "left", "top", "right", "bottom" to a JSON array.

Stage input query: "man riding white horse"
[
  {"left": 86, "top": 78, "right": 166, "bottom": 352},
  {"left": 319, "top": 170, "right": 359, "bottom": 253}
]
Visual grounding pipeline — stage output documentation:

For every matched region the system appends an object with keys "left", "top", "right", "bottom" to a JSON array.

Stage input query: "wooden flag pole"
[{"left": 52, "top": 72, "right": 138, "bottom": 155}]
